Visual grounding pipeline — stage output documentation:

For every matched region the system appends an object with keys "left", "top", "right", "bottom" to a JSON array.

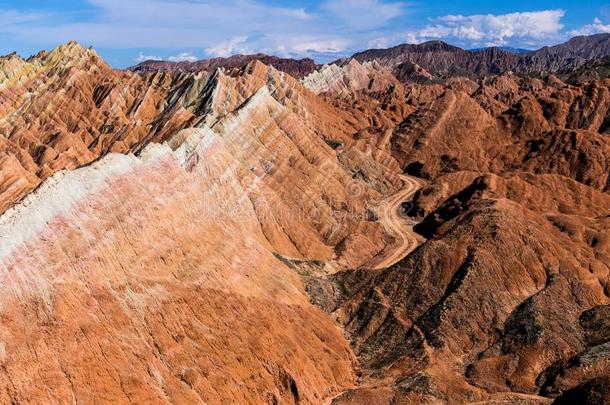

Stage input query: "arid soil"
[{"left": 0, "top": 37, "right": 609, "bottom": 404}]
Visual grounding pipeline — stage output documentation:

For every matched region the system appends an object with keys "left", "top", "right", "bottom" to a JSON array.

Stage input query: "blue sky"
[{"left": 1, "top": 0, "right": 610, "bottom": 66}]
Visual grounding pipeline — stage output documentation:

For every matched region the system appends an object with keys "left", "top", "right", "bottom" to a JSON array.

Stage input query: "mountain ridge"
[
  {"left": 0, "top": 39, "right": 609, "bottom": 403},
  {"left": 351, "top": 33, "right": 610, "bottom": 80},
  {"left": 128, "top": 53, "right": 318, "bottom": 78},
  {"left": 124, "top": 33, "right": 610, "bottom": 81}
]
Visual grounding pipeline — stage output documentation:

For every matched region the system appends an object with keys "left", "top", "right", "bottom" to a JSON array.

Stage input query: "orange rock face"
[
  {"left": 0, "top": 42, "right": 397, "bottom": 404},
  {"left": 0, "top": 145, "right": 357, "bottom": 403},
  {"left": 1, "top": 40, "right": 610, "bottom": 404},
  {"left": 0, "top": 42, "right": 203, "bottom": 213}
]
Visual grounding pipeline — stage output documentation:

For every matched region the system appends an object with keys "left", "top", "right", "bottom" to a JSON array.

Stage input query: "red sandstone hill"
[{"left": 0, "top": 39, "right": 609, "bottom": 403}]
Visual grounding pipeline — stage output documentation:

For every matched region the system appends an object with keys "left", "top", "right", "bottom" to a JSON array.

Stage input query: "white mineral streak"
[
  {"left": 0, "top": 153, "right": 142, "bottom": 260},
  {"left": 0, "top": 85, "right": 277, "bottom": 263},
  {"left": 302, "top": 59, "right": 384, "bottom": 94}
]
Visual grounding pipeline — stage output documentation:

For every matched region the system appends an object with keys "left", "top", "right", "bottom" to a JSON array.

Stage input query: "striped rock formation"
[{"left": 0, "top": 40, "right": 609, "bottom": 404}]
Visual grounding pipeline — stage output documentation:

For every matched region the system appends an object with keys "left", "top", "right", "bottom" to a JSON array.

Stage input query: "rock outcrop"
[
  {"left": 0, "top": 139, "right": 358, "bottom": 403},
  {"left": 0, "top": 41, "right": 209, "bottom": 213},
  {"left": 302, "top": 59, "right": 399, "bottom": 95},
  {"left": 391, "top": 74, "right": 610, "bottom": 191}
]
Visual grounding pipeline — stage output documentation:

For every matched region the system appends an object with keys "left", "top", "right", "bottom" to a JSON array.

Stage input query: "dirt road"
[{"left": 365, "top": 175, "right": 424, "bottom": 270}]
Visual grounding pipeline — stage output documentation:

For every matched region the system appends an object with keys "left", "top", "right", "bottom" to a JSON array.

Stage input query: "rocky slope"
[
  {"left": 305, "top": 52, "right": 610, "bottom": 404},
  {"left": 0, "top": 39, "right": 609, "bottom": 404},
  {"left": 0, "top": 42, "right": 406, "bottom": 403},
  {"left": 130, "top": 34, "right": 610, "bottom": 83},
  {"left": 562, "top": 56, "right": 610, "bottom": 82},
  {"left": 0, "top": 138, "right": 359, "bottom": 404},
  {"left": 390, "top": 73, "right": 610, "bottom": 191},
  {"left": 302, "top": 59, "right": 400, "bottom": 95},
  {"left": 321, "top": 172, "right": 610, "bottom": 404},
  {"left": 0, "top": 41, "right": 206, "bottom": 213}
]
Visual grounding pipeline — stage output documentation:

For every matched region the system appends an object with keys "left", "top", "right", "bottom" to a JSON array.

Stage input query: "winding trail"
[
  {"left": 364, "top": 174, "right": 424, "bottom": 270},
  {"left": 323, "top": 175, "right": 425, "bottom": 404}
]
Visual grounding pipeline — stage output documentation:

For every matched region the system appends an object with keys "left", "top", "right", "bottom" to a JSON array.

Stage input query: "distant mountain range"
[
  {"left": 351, "top": 33, "right": 610, "bottom": 80},
  {"left": 129, "top": 33, "right": 610, "bottom": 82},
  {"left": 129, "top": 53, "right": 317, "bottom": 78}
]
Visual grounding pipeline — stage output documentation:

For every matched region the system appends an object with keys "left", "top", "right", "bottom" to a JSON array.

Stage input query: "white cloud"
[
  {"left": 366, "top": 31, "right": 419, "bottom": 49},
  {"left": 569, "top": 18, "right": 610, "bottom": 36},
  {"left": 168, "top": 52, "right": 198, "bottom": 62},
  {"left": 135, "top": 52, "right": 161, "bottom": 62},
  {"left": 421, "top": 10, "right": 565, "bottom": 46},
  {"left": 204, "top": 37, "right": 252, "bottom": 57},
  {"left": 0, "top": 0, "right": 409, "bottom": 62},
  {"left": 0, "top": 2, "right": 606, "bottom": 64},
  {"left": 365, "top": 9, "right": 567, "bottom": 49},
  {"left": 135, "top": 51, "right": 197, "bottom": 63},
  {"left": 0, "top": 9, "right": 49, "bottom": 27}
]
